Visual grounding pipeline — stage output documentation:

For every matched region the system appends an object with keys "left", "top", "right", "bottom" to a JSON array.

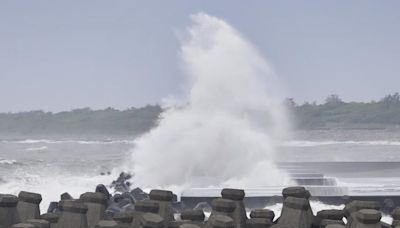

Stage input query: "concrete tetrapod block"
[
  {"left": 57, "top": 200, "right": 89, "bottom": 228},
  {"left": 17, "top": 191, "right": 42, "bottom": 222},
  {"left": 140, "top": 213, "right": 165, "bottom": 228},
  {"left": 180, "top": 224, "right": 201, "bottom": 228},
  {"left": 130, "top": 200, "right": 160, "bottom": 228},
  {"left": 149, "top": 190, "right": 174, "bottom": 224},
  {"left": 312, "top": 209, "right": 344, "bottom": 228},
  {"left": 0, "top": 194, "right": 20, "bottom": 228},
  {"left": 181, "top": 209, "right": 205, "bottom": 222},
  {"left": 26, "top": 219, "right": 50, "bottom": 228},
  {"left": 351, "top": 209, "right": 382, "bottom": 228},
  {"left": 113, "top": 212, "right": 134, "bottom": 228},
  {"left": 209, "top": 198, "right": 236, "bottom": 226},
  {"left": 282, "top": 187, "right": 310, "bottom": 199},
  {"left": 209, "top": 214, "right": 234, "bottom": 228},
  {"left": 246, "top": 218, "right": 273, "bottom": 228},
  {"left": 344, "top": 201, "right": 380, "bottom": 228},
  {"left": 249, "top": 209, "right": 275, "bottom": 222},
  {"left": 325, "top": 225, "right": 345, "bottom": 228},
  {"left": 221, "top": 189, "right": 247, "bottom": 228},
  {"left": 40, "top": 213, "right": 59, "bottom": 228},
  {"left": 319, "top": 219, "right": 345, "bottom": 228},
  {"left": 11, "top": 224, "right": 36, "bottom": 228},
  {"left": 95, "top": 220, "right": 119, "bottom": 228},
  {"left": 392, "top": 207, "right": 400, "bottom": 227},
  {"left": 275, "top": 196, "right": 314, "bottom": 228},
  {"left": 80, "top": 192, "right": 108, "bottom": 228}
]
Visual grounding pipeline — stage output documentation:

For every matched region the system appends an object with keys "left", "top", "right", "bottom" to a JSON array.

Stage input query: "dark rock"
[
  {"left": 60, "top": 193, "right": 73, "bottom": 201},
  {"left": 96, "top": 184, "right": 111, "bottom": 201},
  {"left": 131, "top": 188, "right": 149, "bottom": 202},
  {"left": 46, "top": 202, "right": 59, "bottom": 213}
]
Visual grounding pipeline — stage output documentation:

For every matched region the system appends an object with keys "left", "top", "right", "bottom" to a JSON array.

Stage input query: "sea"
[{"left": 1, "top": 129, "right": 400, "bottom": 222}]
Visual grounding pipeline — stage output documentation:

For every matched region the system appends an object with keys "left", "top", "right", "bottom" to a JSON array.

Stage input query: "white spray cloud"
[{"left": 128, "top": 13, "right": 290, "bottom": 189}]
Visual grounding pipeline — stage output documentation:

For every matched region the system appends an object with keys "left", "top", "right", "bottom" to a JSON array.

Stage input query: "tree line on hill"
[
  {"left": 1, "top": 93, "right": 400, "bottom": 137},
  {"left": 285, "top": 93, "right": 400, "bottom": 129}
]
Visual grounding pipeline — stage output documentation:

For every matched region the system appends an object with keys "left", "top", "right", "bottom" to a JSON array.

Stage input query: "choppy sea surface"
[{"left": 1, "top": 129, "right": 400, "bottom": 219}]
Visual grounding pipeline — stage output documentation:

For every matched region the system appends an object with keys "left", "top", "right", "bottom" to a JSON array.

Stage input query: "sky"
[{"left": 0, "top": 0, "right": 399, "bottom": 112}]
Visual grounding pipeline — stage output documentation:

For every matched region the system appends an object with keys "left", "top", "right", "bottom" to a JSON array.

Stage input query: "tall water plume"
[{"left": 128, "top": 13, "right": 290, "bottom": 189}]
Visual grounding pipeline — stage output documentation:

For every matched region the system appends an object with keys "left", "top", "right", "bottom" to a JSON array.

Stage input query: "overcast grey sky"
[{"left": 1, "top": 1, "right": 399, "bottom": 112}]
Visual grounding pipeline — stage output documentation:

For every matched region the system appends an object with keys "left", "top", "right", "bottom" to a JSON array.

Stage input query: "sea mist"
[{"left": 128, "top": 13, "right": 290, "bottom": 189}]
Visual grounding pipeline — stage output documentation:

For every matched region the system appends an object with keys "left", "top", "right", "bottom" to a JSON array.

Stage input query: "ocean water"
[{"left": 1, "top": 130, "right": 400, "bottom": 213}]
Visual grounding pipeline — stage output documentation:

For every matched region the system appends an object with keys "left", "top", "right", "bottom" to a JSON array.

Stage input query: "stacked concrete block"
[
  {"left": 11, "top": 224, "right": 36, "bottom": 228},
  {"left": 282, "top": 187, "right": 310, "bottom": 199},
  {"left": 326, "top": 225, "right": 345, "bottom": 228},
  {"left": 17, "top": 191, "right": 42, "bottom": 222},
  {"left": 80, "top": 192, "right": 108, "bottom": 228},
  {"left": 0, "top": 194, "right": 20, "bottom": 228},
  {"left": 209, "top": 214, "right": 234, "bottom": 228},
  {"left": 312, "top": 209, "right": 344, "bottom": 228},
  {"left": 57, "top": 200, "right": 89, "bottom": 228},
  {"left": 246, "top": 218, "right": 273, "bottom": 228},
  {"left": 209, "top": 198, "right": 236, "bottom": 222},
  {"left": 95, "top": 220, "right": 119, "bottom": 228},
  {"left": 40, "top": 213, "right": 59, "bottom": 228},
  {"left": 140, "top": 213, "right": 165, "bottom": 228},
  {"left": 26, "top": 219, "right": 50, "bottom": 228},
  {"left": 113, "top": 212, "right": 134, "bottom": 228},
  {"left": 131, "top": 200, "right": 160, "bottom": 228},
  {"left": 344, "top": 201, "right": 380, "bottom": 228},
  {"left": 392, "top": 207, "right": 400, "bottom": 227},
  {"left": 319, "top": 219, "right": 345, "bottom": 228},
  {"left": 149, "top": 190, "right": 175, "bottom": 224},
  {"left": 180, "top": 224, "right": 201, "bottom": 228},
  {"left": 249, "top": 209, "right": 275, "bottom": 222},
  {"left": 221, "top": 189, "right": 247, "bottom": 228},
  {"left": 181, "top": 209, "right": 205, "bottom": 222},
  {"left": 274, "top": 196, "right": 314, "bottom": 228},
  {"left": 351, "top": 209, "right": 382, "bottom": 228}
]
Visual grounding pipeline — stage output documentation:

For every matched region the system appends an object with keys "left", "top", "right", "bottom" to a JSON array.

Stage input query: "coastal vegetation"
[{"left": 1, "top": 93, "right": 400, "bottom": 137}]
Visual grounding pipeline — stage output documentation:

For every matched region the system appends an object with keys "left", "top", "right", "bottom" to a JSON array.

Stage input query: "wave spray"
[{"left": 128, "top": 13, "right": 290, "bottom": 189}]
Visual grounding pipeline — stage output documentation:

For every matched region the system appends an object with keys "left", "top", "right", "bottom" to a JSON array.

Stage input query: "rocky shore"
[{"left": 0, "top": 173, "right": 398, "bottom": 228}]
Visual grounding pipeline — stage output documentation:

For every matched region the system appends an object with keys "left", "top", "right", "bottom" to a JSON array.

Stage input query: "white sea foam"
[
  {"left": 128, "top": 13, "right": 290, "bottom": 190},
  {"left": 0, "top": 168, "right": 117, "bottom": 212},
  {"left": 0, "top": 158, "right": 17, "bottom": 165},
  {"left": 25, "top": 146, "right": 49, "bottom": 151},
  {"left": 284, "top": 140, "right": 400, "bottom": 147},
  {"left": 0, "top": 139, "right": 134, "bottom": 145}
]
